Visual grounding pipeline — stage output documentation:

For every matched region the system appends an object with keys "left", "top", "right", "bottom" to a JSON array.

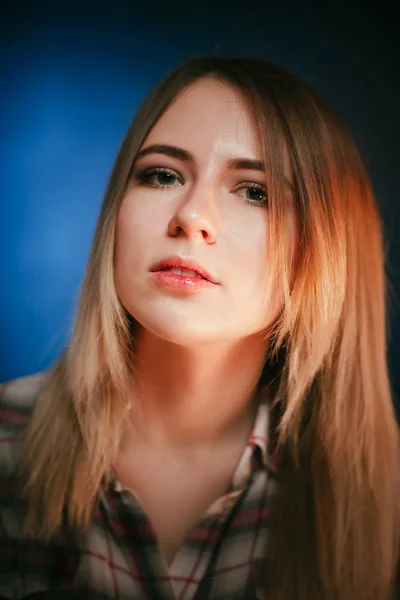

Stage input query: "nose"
[{"left": 167, "top": 181, "right": 220, "bottom": 243}]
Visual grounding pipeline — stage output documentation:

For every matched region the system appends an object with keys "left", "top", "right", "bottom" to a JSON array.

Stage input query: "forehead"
[{"left": 144, "top": 77, "right": 262, "bottom": 158}]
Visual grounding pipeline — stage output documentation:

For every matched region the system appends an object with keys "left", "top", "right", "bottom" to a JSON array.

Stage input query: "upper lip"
[{"left": 149, "top": 256, "right": 218, "bottom": 284}]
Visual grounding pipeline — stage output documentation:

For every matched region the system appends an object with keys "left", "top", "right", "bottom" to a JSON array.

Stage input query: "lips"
[
  {"left": 161, "top": 267, "right": 203, "bottom": 278},
  {"left": 149, "top": 256, "right": 218, "bottom": 284}
]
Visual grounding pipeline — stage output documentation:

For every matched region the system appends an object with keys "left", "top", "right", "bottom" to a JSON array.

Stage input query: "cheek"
[
  {"left": 114, "top": 205, "right": 145, "bottom": 299},
  {"left": 224, "top": 210, "right": 288, "bottom": 329},
  {"left": 117, "top": 196, "right": 155, "bottom": 243},
  {"left": 115, "top": 194, "right": 165, "bottom": 266},
  {"left": 225, "top": 210, "right": 270, "bottom": 287}
]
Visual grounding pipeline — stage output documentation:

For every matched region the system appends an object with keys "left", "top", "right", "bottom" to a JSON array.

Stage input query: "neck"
[{"left": 125, "top": 327, "right": 270, "bottom": 450}]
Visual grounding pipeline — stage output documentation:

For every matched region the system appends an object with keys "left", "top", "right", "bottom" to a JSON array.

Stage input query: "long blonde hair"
[{"left": 19, "top": 57, "right": 400, "bottom": 599}]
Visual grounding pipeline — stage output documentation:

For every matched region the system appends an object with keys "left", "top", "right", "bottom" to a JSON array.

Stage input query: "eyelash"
[{"left": 135, "top": 166, "right": 268, "bottom": 207}]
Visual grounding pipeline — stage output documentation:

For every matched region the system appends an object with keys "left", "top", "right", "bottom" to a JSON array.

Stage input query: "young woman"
[{"left": 0, "top": 56, "right": 399, "bottom": 599}]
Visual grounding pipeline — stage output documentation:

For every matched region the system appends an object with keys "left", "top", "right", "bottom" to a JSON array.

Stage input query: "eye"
[
  {"left": 135, "top": 167, "right": 183, "bottom": 188},
  {"left": 235, "top": 182, "right": 268, "bottom": 206}
]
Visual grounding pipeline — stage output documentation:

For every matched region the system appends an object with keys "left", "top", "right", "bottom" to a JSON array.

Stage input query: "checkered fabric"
[{"left": 0, "top": 373, "right": 278, "bottom": 599}]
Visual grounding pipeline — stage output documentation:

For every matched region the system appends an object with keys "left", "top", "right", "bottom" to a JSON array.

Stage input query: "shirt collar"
[
  {"left": 108, "top": 382, "right": 277, "bottom": 495},
  {"left": 231, "top": 383, "right": 276, "bottom": 490}
]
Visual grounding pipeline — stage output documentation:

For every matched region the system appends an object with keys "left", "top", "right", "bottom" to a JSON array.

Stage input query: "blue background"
[{"left": 1, "top": 1, "right": 399, "bottom": 413}]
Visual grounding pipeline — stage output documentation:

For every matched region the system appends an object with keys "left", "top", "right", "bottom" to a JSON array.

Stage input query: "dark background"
[{"left": 0, "top": 1, "right": 399, "bottom": 414}]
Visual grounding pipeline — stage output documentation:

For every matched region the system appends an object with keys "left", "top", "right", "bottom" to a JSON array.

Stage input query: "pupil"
[
  {"left": 249, "top": 188, "right": 264, "bottom": 201},
  {"left": 160, "top": 172, "right": 173, "bottom": 184}
]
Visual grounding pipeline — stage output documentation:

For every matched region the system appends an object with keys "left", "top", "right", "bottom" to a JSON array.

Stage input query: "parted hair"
[{"left": 19, "top": 56, "right": 400, "bottom": 599}]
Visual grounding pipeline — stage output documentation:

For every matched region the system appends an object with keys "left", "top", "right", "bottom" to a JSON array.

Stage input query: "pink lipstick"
[{"left": 149, "top": 256, "right": 219, "bottom": 292}]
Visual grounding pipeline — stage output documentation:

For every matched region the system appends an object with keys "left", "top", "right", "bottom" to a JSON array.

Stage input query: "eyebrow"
[
  {"left": 135, "top": 144, "right": 292, "bottom": 188},
  {"left": 135, "top": 144, "right": 265, "bottom": 170}
]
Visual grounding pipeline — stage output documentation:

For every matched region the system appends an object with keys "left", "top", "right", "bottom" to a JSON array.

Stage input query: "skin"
[{"left": 113, "top": 77, "right": 295, "bottom": 564}]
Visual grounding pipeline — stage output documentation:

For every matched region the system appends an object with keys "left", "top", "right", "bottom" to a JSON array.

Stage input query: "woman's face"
[{"left": 115, "top": 77, "right": 294, "bottom": 346}]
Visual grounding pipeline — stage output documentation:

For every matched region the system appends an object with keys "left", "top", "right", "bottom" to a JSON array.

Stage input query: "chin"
[
  {"left": 132, "top": 308, "right": 228, "bottom": 347},
  {"left": 150, "top": 320, "right": 219, "bottom": 346}
]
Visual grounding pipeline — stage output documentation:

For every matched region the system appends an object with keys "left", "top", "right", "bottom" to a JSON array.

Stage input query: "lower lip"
[{"left": 150, "top": 271, "right": 216, "bottom": 291}]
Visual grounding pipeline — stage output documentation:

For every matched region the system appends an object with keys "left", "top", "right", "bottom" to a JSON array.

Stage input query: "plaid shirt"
[{"left": 0, "top": 372, "right": 278, "bottom": 599}]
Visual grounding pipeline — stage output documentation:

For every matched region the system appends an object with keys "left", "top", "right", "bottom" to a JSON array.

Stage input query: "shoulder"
[
  {"left": 0, "top": 371, "right": 49, "bottom": 474},
  {"left": 0, "top": 371, "right": 49, "bottom": 431},
  {"left": 0, "top": 372, "right": 82, "bottom": 599}
]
